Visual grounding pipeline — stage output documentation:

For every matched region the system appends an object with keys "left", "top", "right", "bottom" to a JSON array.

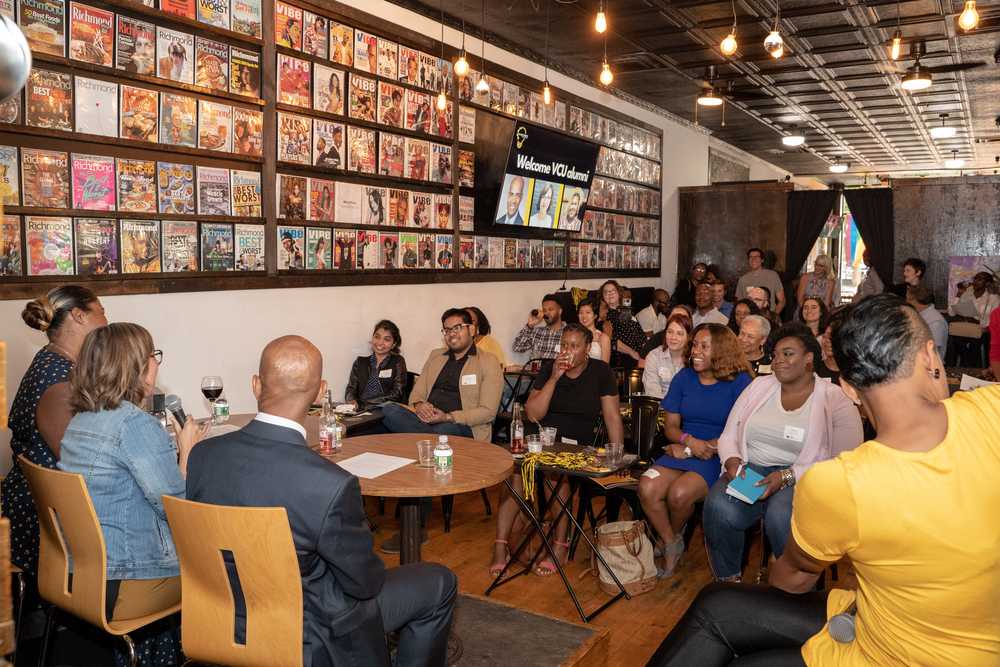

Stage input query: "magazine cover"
[
  {"left": 379, "top": 232, "right": 398, "bottom": 269},
  {"left": 198, "top": 100, "right": 233, "bottom": 152},
  {"left": 329, "top": 21, "right": 353, "bottom": 67},
  {"left": 334, "top": 181, "right": 362, "bottom": 225},
  {"left": 230, "top": 169, "right": 261, "bottom": 216},
  {"left": 232, "top": 107, "right": 263, "bottom": 157},
  {"left": 434, "top": 194, "right": 452, "bottom": 229},
  {"left": 405, "top": 138, "right": 428, "bottom": 181},
  {"left": 409, "top": 191, "right": 431, "bottom": 228},
  {"left": 457, "top": 149, "right": 474, "bottom": 188},
  {"left": 353, "top": 29, "right": 376, "bottom": 74},
  {"left": 488, "top": 76, "right": 503, "bottom": 111},
  {"left": 301, "top": 10, "right": 326, "bottom": 58},
  {"left": 357, "top": 229, "right": 378, "bottom": 269},
  {"left": 503, "top": 238, "right": 516, "bottom": 269},
  {"left": 277, "top": 53, "right": 311, "bottom": 108},
  {"left": 313, "top": 119, "right": 344, "bottom": 168},
  {"left": 71, "top": 154, "right": 115, "bottom": 210},
  {"left": 69, "top": 2, "right": 113, "bottom": 66},
  {"left": 231, "top": 0, "right": 261, "bottom": 37},
  {"left": 530, "top": 239, "right": 543, "bottom": 268},
  {"left": 120, "top": 84, "right": 158, "bottom": 142},
  {"left": 307, "top": 177, "right": 335, "bottom": 222},
  {"left": 74, "top": 218, "right": 117, "bottom": 274},
  {"left": 418, "top": 52, "right": 438, "bottom": 90},
  {"left": 156, "top": 161, "right": 195, "bottom": 214},
  {"left": 1, "top": 215, "right": 22, "bottom": 276},
  {"left": 160, "top": 0, "right": 194, "bottom": 20},
  {"left": 158, "top": 93, "right": 196, "bottom": 147},
  {"left": 201, "top": 222, "right": 234, "bottom": 271},
  {"left": 234, "top": 223, "right": 264, "bottom": 270},
  {"left": 0, "top": 146, "right": 19, "bottom": 206},
  {"left": 474, "top": 235, "right": 488, "bottom": 268},
  {"left": 398, "top": 46, "right": 419, "bottom": 86},
  {"left": 542, "top": 241, "right": 554, "bottom": 269},
  {"left": 21, "top": 149, "right": 69, "bottom": 208},
  {"left": 26, "top": 68, "right": 72, "bottom": 131},
  {"left": 277, "top": 173, "right": 306, "bottom": 219},
  {"left": 416, "top": 233, "right": 433, "bottom": 268},
  {"left": 334, "top": 229, "right": 355, "bottom": 269},
  {"left": 25, "top": 216, "right": 73, "bottom": 275},
  {"left": 157, "top": 26, "right": 194, "bottom": 84},
  {"left": 405, "top": 89, "right": 430, "bottom": 134},
  {"left": 305, "top": 226, "right": 331, "bottom": 270},
  {"left": 377, "top": 82, "right": 404, "bottom": 128},
  {"left": 387, "top": 188, "right": 408, "bottom": 227},
  {"left": 347, "top": 125, "right": 376, "bottom": 174},
  {"left": 569, "top": 242, "right": 580, "bottom": 269},
  {"left": 116, "top": 158, "right": 155, "bottom": 212},
  {"left": 458, "top": 235, "right": 473, "bottom": 269},
  {"left": 362, "top": 185, "right": 386, "bottom": 226},
  {"left": 377, "top": 37, "right": 397, "bottom": 79},
  {"left": 0, "top": 91, "right": 21, "bottom": 125},
  {"left": 435, "top": 234, "right": 452, "bottom": 269},
  {"left": 119, "top": 219, "right": 159, "bottom": 272},
  {"left": 398, "top": 231, "right": 417, "bottom": 269},
  {"left": 458, "top": 195, "right": 474, "bottom": 231},
  {"left": 553, "top": 101, "right": 566, "bottom": 131},
  {"left": 115, "top": 15, "right": 155, "bottom": 74},
  {"left": 195, "top": 37, "right": 229, "bottom": 92},
  {"left": 75, "top": 76, "right": 118, "bottom": 138},
  {"left": 348, "top": 73, "right": 376, "bottom": 122},
  {"left": 160, "top": 220, "right": 198, "bottom": 271},
  {"left": 277, "top": 225, "right": 304, "bottom": 269},
  {"left": 230, "top": 46, "right": 261, "bottom": 98},
  {"left": 277, "top": 112, "right": 311, "bottom": 164},
  {"left": 516, "top": 238, "right": 529, "bottom": 268},
  {"left": 431, "top": 99, "right": 452, "bottom": 139},
  {"left": 458, "top": 69, "right": 476, "bottom": 102},
  {"left": 313, "top": 64, "right": 344, "bottom": 115},
  {"left": 378, "top": 132, "right": 404, "bottom": 178},
  {"left": 196, "top": 166, "right": 231, "bottom": 216},
  {"left": 458, "top": 105, "right": 475, "bottom": 144},
  {"left": 197, "top": 0, "right": 228, "bottom": 29},
  {"left": 274, "top": 0, "right": 301, "bottom": 49},
  {"left": 19, "top": 0, "right": 65, "bottom": 57},
  {"left": 430, "top": 143, "right": 452, "bottom": 184},
  {"left": 502, "top": 81, "right": 518, "bottom": 116}
]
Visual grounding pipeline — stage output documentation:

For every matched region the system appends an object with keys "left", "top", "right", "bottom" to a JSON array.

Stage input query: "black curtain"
[
  {"left": 784, "top": 190, "right": 838, "bottom": 281},
  {"left": 843, "top": 188, "right": 894, "bottom": 287}
]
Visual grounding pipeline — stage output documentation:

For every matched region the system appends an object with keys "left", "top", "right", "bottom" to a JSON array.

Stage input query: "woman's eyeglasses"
[{"left": 151, "top": 349, "right": 163, "bottom": 365}]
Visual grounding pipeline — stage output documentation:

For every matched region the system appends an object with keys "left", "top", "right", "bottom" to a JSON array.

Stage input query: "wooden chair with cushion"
[
  {"left": 20, "top": 456, "right": 181, "bottom": 667},
  {"left": 163, "top": 496, "right": 303, "bottom": 667}
]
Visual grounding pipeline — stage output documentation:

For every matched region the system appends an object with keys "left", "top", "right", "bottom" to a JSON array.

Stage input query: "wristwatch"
[{"left": 683, "top": 445, "right": 692, "bottom": 458}]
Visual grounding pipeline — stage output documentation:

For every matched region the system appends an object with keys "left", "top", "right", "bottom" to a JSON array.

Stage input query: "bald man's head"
[{"left": 253, "top": 335, "right": 326, "bottom": 418}]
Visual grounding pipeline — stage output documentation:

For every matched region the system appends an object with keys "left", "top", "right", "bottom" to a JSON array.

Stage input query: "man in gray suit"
[
  {"left": 187, "top": 336, "right": 456, "bottom": 667},
  {"left": 495, "top": 175, "right": 525, "bottom": 226}
]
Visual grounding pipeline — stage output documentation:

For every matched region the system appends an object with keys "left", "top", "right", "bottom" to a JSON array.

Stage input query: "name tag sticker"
[
  {"left": 758, "top": 365, "right": 772, "bottom": 375},
  {"left": 461, "top": 374, "right": 477, "bottom": 386},
  {"left": 783, "top": 425, "right": 805, "bottom": 442},
  {"left": 562, "top": 436, "right": 577, "bottom": 445},
  {"left": 642, "top": 468, "right": 660, "bottom": 479},
  {"left": 378, "top": 369, "right": 393, "bottom": 378}
]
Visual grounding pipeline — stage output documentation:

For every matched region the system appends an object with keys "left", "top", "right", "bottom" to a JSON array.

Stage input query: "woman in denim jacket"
[{"left": 59, "top": 323, "right": 207, "bottom": 621}]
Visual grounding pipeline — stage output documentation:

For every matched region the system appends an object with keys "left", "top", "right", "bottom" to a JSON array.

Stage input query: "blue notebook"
[{"left": 725, "top": 465, "right": 767, "bottom": 504}]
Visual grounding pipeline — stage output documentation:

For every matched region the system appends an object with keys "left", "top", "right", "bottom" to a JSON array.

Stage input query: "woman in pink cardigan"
[{"left": 703, "top": 323, "right": 863, "bottom": 581}]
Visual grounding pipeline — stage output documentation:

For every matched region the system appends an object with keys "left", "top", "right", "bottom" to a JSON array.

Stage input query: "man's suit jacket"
[
  {"left": 186, "top": 419, "right": 387, "bottom": 667},
  {"left": 408, "top": 346, "right": 502, "bottom": 442},
  {"left": 495, "top": 212, "right": 523, "bottom": 227}
]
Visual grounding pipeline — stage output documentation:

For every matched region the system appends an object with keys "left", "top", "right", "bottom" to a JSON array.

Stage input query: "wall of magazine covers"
[{"left": 0, "top": 0, "right": 662, "bottom": 299}]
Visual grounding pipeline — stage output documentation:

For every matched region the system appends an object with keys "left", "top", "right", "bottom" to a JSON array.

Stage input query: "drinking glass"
[
  {"left": 201, "top": 376, "right": 223, "bottom": 420},
  {"left": 540, "top": 427, "right": 557, "bottom": 448},
  {"left": 605, "top": 442, "right": 624, "bottom": 467},
  {"left": 526, "top": 434, "right": 543, "bottom": 453},
  {"left": 416, "top": 439, "right": 435, "bottom": 467}
]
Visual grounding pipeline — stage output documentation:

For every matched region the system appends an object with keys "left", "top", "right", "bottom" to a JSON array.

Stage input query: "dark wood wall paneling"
[
  {"left": 677, "top": 182, "right": 791, "bottom": 283},
  {"left": 0, "top": 0, "right": 663, "bottom": 300}
]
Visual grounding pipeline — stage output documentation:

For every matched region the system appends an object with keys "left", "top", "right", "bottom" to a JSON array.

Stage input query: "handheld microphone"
[
  {"left": 828, "top": 604, "right": 858, "bottom": 643},
  {"left": 164, "top": 394, "right": 187, "bottom": 426}
]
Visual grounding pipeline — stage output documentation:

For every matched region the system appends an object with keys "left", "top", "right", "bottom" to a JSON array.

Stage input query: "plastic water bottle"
[
  {"left": 333, "top": 413, "right": 344, "bottom": 452},
  {"left": 434, "top": 435, "right": 453, "bottom": 475},
  {"left": 511, "top": 403, "right": 525, "bottom": 454}
]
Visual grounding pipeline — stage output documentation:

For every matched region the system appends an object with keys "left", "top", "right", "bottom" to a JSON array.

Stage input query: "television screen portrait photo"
[{"left": 495, "top": 174, "right": 528, "bottom": 226}]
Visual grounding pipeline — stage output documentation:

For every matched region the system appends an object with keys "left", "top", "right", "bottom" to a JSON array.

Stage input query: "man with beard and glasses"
[{"left": 512, "top": 294, "right": 567, "bottom": 362}]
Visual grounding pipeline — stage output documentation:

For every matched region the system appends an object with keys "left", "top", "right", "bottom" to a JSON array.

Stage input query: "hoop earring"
[{"left": 933, "top": 368, "right": 941, "bottom": 379}]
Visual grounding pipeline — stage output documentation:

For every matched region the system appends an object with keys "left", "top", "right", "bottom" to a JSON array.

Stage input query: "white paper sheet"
[
  {"left": 960, "top": 374, "right": 999, "bottom": 392},
  {"left": 337, "top": 452, "right": 415, "bottom": 479}
]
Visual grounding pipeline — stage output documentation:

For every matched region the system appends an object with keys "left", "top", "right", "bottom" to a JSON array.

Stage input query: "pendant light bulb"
[
  {"left": 764, "top": 30, "right": 784, "bottom": 58},
  {"left": 475, "top": 76, "right": 489, "bottom": 94},
  {"left": 454, "top": 53, "right": 469, "bottom": 77},
  {"left": 829, "top": 163, "right": 849, "bottom": 174},
  {"left": 945, "top": 150, "right": 965, "bottom": 169},
  {"left": 958, "top": 0, "right": 979, "bottom": 31},
  {"left": 890, "top": 31, "right": 902, "bottom": 60},
  {"left": 600, "top": 60, "right": 613, "bottom": 86},
  {"left": 436, "top": 90, "right": 447, "bottom": 111},
  {"left": 720, "top": 30, "right": 738, "bottom": 56},
  {"left": 543, "top": 82, "right": 552, "bottom": 105},
  {"left": 595, "top": 8, "right": 607, "bottom": 33}
]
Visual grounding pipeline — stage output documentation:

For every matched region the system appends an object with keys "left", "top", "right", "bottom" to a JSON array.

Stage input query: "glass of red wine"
[{"left": 201, "top": 376, "right": 223, "bottom": 420}]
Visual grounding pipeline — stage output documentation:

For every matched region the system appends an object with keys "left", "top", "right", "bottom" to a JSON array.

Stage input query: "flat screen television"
[{"left": 474, "top": 115, "right": 599, "bottom": 234}]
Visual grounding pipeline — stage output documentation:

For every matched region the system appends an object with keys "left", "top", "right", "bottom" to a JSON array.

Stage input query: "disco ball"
[{"left": 0, "top": 16, "right": 32, "bottom": 103}]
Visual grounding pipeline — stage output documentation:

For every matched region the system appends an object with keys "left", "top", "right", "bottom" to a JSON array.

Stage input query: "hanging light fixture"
[
  {"left": 475, "top": 0, "right": 490, "bottom": 94},
  {"left": 595, "top": 0, "right": 607, "bottom": 33},
  {"left": 763, "top": 0, "right": 784, "bottom": 58},
  {"left": 543, "top": 0, "right": 553, "bottom": 105},
  {"left": 958, "top": 0, "right": 979, "bottom": 31},
  {"left": 697, "top": 89, "right": 724, "bottom": 106},
  {"left": 437, "top": 0, "right": 447, "bottom": 109},
  {"left": 720, "top": 0, "right": 738, "bottom": 56},
  {"left": 889, "top": 0, "right": 902, "bottom": 59},
  {"left": 599, "top": 35, "right": 613, "bottom": 86},
  {"left": 829, "top": 163, "right": 849, "bottom": 173},
  {"left": 945, "top": 150, "right": 965, "bottom": 168},
  {"left": 782, "top": 126, "right": 805, "bottom": 146},
  {"left": 454, "top": 19, "right": 469, "bottom": 77},
  {"left": 900, "top": 67, "right": 931, "bottom": 91},
  {"left": 930, "top": 113, "right": 956, "bottom": 139}
]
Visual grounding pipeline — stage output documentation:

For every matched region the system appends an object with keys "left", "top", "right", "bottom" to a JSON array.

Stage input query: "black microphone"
[{"left": 164, "top": 394, "right": 187, "bottom": 426}]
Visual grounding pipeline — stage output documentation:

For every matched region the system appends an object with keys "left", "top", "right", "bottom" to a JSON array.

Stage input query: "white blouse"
[{"left": 642, "top": 347, "right": 684, "bottom": 399}]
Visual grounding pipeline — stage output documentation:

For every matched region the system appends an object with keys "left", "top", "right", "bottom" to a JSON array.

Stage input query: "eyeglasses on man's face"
[{"left": 441, "top": 323, "right": 469, "bottom": 336}]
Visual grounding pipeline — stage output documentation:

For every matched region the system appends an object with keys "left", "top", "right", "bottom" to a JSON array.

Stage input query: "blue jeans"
[
  {"left": 381, "top": 403, "right": 473, "bottom": 438},
  {"left": 703, "top": 463, "right": 795, "bottom": 579}
]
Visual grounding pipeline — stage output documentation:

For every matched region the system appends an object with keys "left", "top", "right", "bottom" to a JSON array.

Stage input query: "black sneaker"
[{"left": 380, "top": 531, "right": 428, "bottom": 554}]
